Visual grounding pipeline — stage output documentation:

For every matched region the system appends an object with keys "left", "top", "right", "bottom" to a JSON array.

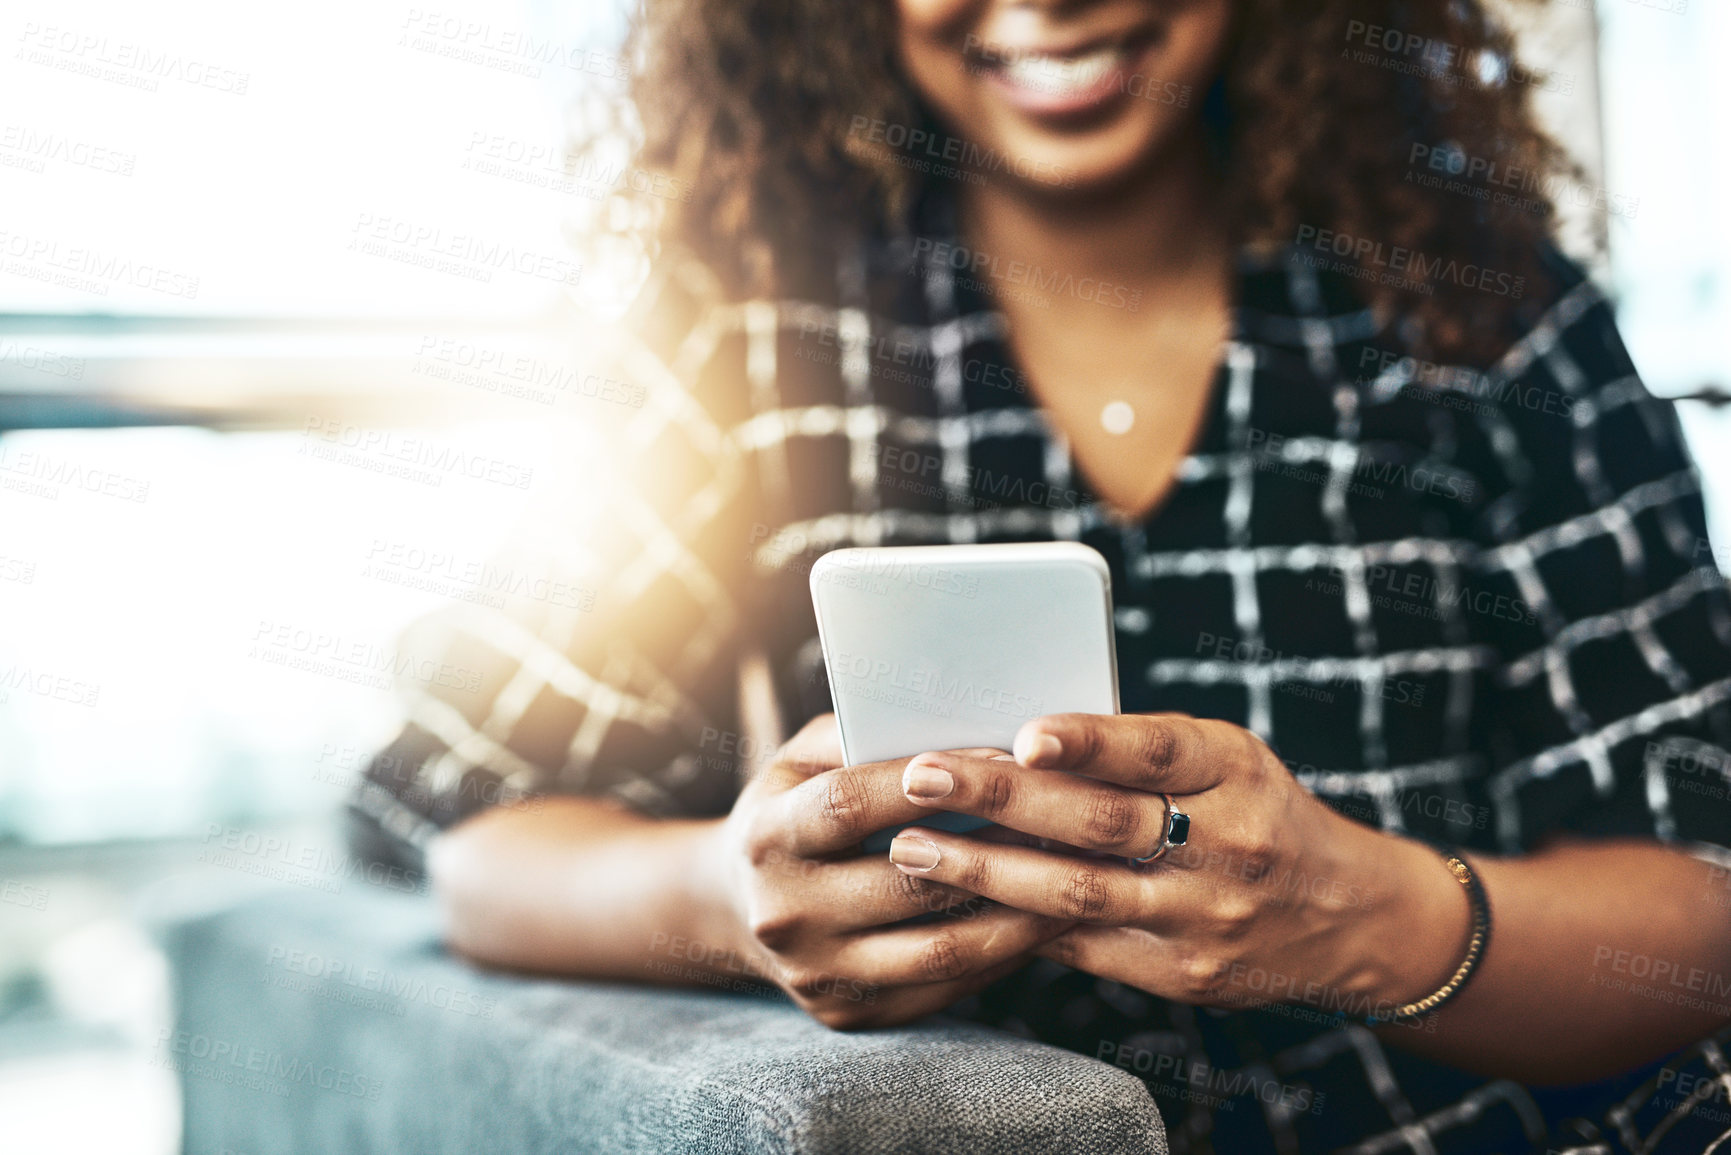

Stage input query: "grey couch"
[{"left": 160, "top": 884, "right": 1169, "bottom": 1154}]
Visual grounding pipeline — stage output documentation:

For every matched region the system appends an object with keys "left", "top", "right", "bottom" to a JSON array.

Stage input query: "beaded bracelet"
[{"left": 1361, "top": 848, "right": 1492, "bottom": 1027}]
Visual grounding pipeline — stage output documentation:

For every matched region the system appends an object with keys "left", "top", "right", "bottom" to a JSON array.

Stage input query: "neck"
[{"left": 957, "top": 127, "right": 1227, "bottom": 291}]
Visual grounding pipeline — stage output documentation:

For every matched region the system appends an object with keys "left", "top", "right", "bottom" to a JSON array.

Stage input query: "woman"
[{"left": 351, "top": 1, "right": 1731, "bottom": 1150}]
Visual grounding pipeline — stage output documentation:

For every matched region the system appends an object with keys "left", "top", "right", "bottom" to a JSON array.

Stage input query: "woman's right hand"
[{"left": 702, "top": 714, "right": 1071, "bottom": 1029}]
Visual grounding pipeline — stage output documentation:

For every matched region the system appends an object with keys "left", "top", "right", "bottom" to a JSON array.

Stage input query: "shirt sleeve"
[
  {"left": 1463, "top": 258, "right": 1731, "bottom": 859},
  {"left": 348, "top": 255, "right": 761, "bottom": 871}
]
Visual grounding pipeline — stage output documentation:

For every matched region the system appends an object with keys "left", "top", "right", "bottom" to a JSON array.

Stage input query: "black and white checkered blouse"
[{"left": 351, "top": 192, "right": 1731, "bottom": 1154}]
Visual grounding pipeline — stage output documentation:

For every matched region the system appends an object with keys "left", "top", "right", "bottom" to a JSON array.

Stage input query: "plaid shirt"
[{"left": 351, "top": 191, "right": 1731, "bottom": 1154}]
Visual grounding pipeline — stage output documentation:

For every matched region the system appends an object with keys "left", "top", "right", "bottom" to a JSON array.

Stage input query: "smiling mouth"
[{"left": 968, "top": 30, "right": 1160, "bottom": 105}]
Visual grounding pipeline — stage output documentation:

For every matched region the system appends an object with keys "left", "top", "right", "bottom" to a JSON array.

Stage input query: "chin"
[{"left": 985, "top": 115, "right": 1194, "bottom": 196}]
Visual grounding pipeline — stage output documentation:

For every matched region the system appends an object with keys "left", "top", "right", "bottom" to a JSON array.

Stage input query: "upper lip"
[{"left": 967, "top": 28, "right": 1154, "bottom": 64}]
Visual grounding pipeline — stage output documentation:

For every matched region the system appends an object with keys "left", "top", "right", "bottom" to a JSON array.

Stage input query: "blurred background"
[{"left": 0, "top": 1, "right": 1727, "bottom": 1151}]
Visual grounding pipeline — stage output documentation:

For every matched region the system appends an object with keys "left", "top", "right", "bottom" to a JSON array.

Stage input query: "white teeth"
[{"left": 1002, "top": 47, "right": 1119, "bottom": 95}]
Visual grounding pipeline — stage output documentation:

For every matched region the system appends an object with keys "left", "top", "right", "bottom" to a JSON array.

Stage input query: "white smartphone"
[{"left": 808, "top": 542, "right": 1120, "bottom": 848}]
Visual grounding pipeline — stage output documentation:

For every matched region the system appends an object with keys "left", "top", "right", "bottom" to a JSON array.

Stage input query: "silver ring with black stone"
[{"left": 1129, "top": 793, "right": 1190, "bottom": 865}]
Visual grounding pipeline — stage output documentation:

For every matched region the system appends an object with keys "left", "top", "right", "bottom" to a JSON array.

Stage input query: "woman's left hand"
[{"left": 887, "top": 712, "right": 1471, "bottom": 1019}]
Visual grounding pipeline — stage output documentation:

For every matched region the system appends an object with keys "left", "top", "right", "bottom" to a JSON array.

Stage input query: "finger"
[
  {"left": 901, "top": 750, "right": 1170, "bottom": 855},
  {"left": 774, "top": 713, "right": 844, "bottom": 778},
  {"left": 887, "top": 827, "right": 1201, "bottom": 925},
  {"left": 745, "top": 715, "right": 846, "bottom": 798},
  {"left": 837, "top": 860, "right": 985, "bottom": 930},
  {"left": 825, "top": 904, "right": 1069, "bottom": 989},
  {"left": 758, "top": 853, "right": 980, "bottom": 931},
  {"left": 879, "top": 951, "right": 1031, "bottom": 1019},
  {"left": 1034, "top": 925, "right": 1178, "bottom": 991},
  {"left": 1036, "top": 925, "right": 1260, "bottom": 1009},
  {"left": 769, "top": 749, "right": 1008, "bottom": 858},
  {"left": 1012, "top": 712, "right": 1253, "bottom": 795},
  {"left": 800, "top": 953, "right": 1031, "bottom": 1031}
]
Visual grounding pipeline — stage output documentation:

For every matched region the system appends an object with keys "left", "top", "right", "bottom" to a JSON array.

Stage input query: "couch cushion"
[{"left": 161, "top": 885, "right": 1167, "bottom": 1155}]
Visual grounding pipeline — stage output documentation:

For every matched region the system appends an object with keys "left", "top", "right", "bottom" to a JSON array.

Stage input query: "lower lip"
[{"left": 978, "top": 41, "right": 1154, "bottom": 118}]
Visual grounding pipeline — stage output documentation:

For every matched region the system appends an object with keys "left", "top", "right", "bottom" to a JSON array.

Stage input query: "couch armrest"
[{"left": 160, "top": 885, "right": 1166, "bottom": 1155}]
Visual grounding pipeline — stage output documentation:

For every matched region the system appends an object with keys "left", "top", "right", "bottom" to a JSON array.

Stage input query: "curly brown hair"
[{"left": 600, "top": 0, "right": 1578, "bottom": 364}]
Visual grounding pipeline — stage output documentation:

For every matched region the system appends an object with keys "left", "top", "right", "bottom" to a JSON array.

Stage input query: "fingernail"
[
  {"left": 889, "top": 835, "right": 941, "bottom": 872},
  {"left": 903, "top": 763, "right": 954, "bottom": 800},
  {"left": 1015, "top": 731, "right": 1062, "bottom": 767}
]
